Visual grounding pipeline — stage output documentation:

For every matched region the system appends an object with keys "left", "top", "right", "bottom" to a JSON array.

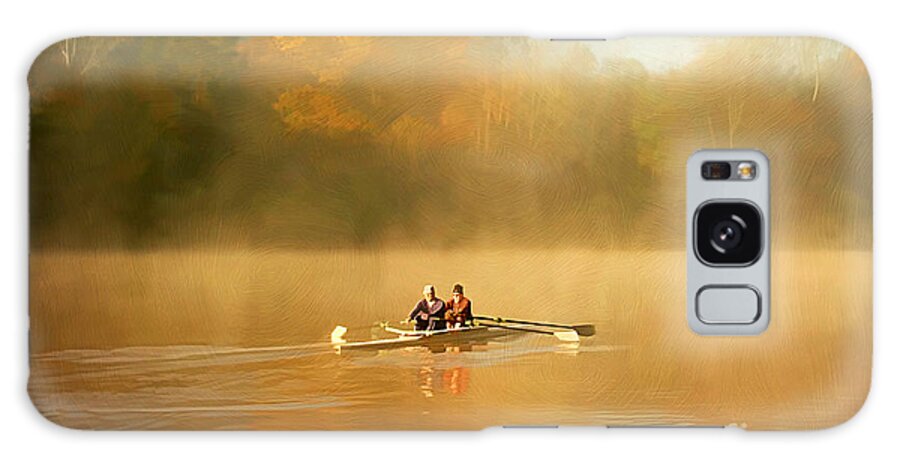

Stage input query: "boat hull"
[{"left": 333, "top": 324, "right": 511, "bottom": 353}]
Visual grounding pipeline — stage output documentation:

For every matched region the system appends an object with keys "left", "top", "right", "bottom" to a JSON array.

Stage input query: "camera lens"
[
  {"left": 695, "top": 202, "right": 762, "bottom": 266},
  {"left": 710, "top": 218, "right": 743, "bottom": 251}
]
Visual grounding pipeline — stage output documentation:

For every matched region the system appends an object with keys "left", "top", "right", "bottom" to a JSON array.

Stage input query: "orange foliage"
[{"left": 272, "top": 84, "right": 371, "bottom": 135}]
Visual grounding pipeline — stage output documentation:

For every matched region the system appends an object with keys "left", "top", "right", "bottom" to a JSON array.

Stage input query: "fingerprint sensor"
[{"left": 696, "top": 286, "right": 761, "bottom": 324}]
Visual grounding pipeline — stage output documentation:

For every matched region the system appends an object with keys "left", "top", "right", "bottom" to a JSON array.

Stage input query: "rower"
[
  {"left": 445, "top": 283, "right": 473, "bottom": 328},
  {"left": 407, "top": 285, "right": 447, "bottom": 331}
]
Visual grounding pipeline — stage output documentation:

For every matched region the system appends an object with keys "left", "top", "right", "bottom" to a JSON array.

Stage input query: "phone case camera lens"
[{"left": 695, "top": 202, "right": 762, "bottom": 265}]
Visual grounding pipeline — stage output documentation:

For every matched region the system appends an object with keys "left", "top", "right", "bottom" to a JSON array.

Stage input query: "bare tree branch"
[
  {"left": 812, "top": 52, "right": 820, "bottom": 103},
  {"left": 59, "top": 39, "right": 72, "bottom": 67}
]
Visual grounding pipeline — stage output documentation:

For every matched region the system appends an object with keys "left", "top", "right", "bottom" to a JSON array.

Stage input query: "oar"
[
  {"left": 477, "top": 321, "right": 580, "bottom": 343},
  {"left": 474, "top": 315, "right": 595, "bottom": 337}
]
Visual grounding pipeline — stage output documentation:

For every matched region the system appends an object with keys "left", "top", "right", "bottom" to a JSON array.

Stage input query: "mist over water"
[{"left": 30, "top": 250, "right": 869, "bottom": 429}]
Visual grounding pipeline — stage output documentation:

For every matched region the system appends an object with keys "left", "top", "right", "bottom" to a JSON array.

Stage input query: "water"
[
  {"left": 28, "top": 250, "right": 870, "bottom": 429},
  {"left": 31, "top": 333, "right": 637, "bottom": 430}
]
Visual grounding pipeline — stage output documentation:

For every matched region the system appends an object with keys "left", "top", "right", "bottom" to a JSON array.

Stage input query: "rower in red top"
[{"left": 445, "top": 283, "right": 473, "bottom": 328}]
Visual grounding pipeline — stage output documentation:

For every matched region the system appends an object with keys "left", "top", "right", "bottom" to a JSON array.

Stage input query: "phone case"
[{"left": 28, "top": 36, "right": 872, "bottom": 430}]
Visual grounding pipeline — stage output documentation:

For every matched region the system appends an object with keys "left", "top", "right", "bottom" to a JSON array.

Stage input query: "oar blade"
[
  {"left": 331, "top": 325, "right": 348, "bottom": 344},
  {"left": 573, "top": 324, "right": 595, "bottom": 337}
]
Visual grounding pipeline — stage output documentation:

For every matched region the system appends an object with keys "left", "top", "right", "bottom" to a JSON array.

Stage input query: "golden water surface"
[{"left": 29, "top": 249, "right": 870, "bottom": 429}]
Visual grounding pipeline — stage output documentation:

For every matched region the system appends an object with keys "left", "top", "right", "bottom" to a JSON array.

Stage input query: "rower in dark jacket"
[{"left": 408, "top": 284, "right": 447, "bottom": 331}]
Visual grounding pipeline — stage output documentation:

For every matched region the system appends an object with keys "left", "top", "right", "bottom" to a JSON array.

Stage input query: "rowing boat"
[
  {"left": 330, "top": 323, "right": 512, "bottom": 353},
  {"left": 330, "top": 316, "right": 592, "bottom": 354}
]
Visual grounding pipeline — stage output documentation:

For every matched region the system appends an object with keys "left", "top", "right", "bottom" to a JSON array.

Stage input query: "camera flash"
[{"left": 737, "top": 162, "right": 756, "bottom": 180}]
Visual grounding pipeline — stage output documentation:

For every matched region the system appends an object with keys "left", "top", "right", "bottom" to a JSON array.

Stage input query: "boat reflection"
[
  {"left": 418, "top": 363, "right": 470, "bottom": 398},
  {"left": 419, "top": 365, "right": 436, "bottom": 398},
  {"left": 442, "top": 366, "right": 469, "bottom": 395}
]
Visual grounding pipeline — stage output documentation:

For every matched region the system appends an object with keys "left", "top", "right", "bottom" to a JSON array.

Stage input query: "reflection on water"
[
  {"left": 419, "top": 365, "right": 435, "bottom": 399},
  {"left": 30, "top": 331, "right": 624, "bottom": 430},
  {"left": 443, "top": 366, "right": 469, "bottom": 396}
]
